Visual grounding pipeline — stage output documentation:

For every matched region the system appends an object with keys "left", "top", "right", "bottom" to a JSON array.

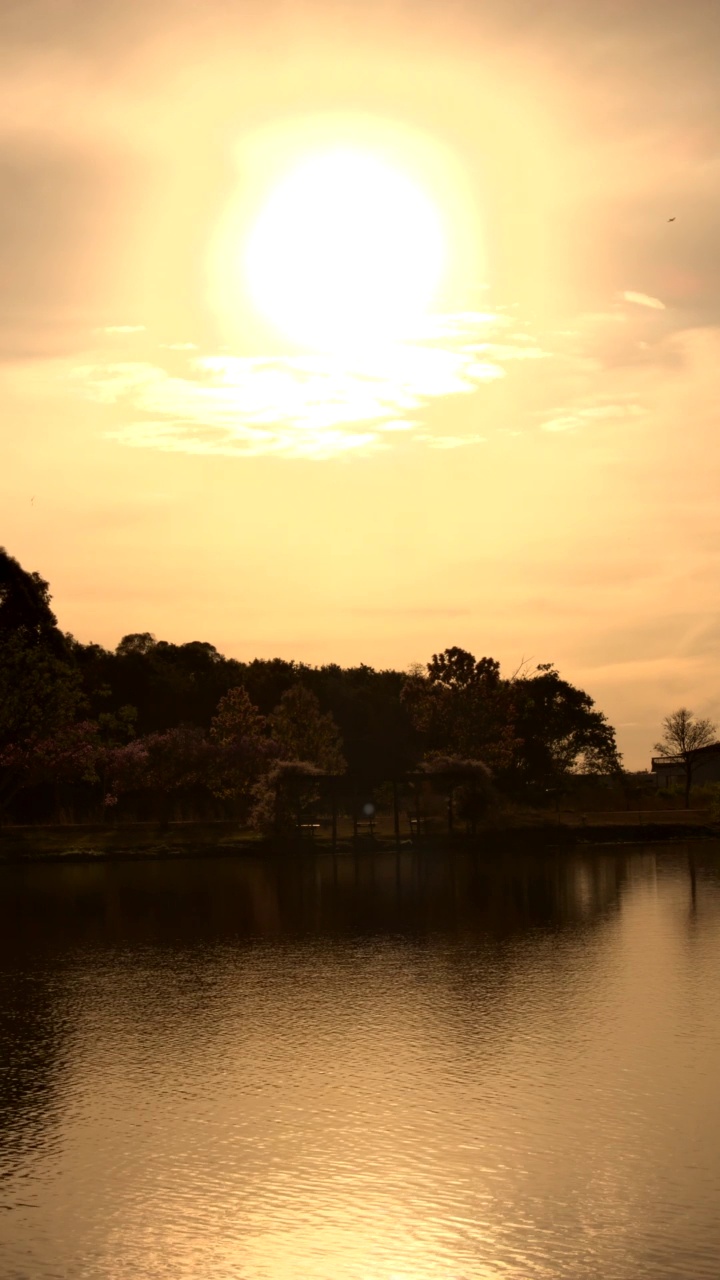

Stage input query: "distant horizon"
[{"left": 5, "top": 543, "right": 666, "bottom": 773}]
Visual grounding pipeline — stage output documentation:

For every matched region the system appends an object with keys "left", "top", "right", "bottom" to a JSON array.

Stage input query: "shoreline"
[{"left": 1, "top": 819, "right": 718, "bottom": 864}]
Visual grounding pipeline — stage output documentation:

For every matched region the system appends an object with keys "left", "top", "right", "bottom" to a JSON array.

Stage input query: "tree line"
[{"left": 0, "top": 547, "right": 623, "bottom": 829}]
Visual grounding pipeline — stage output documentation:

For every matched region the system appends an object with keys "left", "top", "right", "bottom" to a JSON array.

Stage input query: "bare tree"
[{"left": 654, "top": 708, "right": 717, "bottom": 807}]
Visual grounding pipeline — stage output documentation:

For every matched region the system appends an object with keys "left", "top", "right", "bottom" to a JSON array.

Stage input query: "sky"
[{"left": 2, "top": 0, "right": 720, "bottom": 769}]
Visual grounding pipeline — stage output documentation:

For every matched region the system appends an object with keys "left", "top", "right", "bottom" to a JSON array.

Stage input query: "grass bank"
[{"left": 1, "top": 813, "right": 719, "bottom": 863}]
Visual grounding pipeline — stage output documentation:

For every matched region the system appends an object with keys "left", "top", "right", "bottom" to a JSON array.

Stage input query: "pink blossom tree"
[{"left": 208, "top": 687, "right": 277, "bottom": 815}]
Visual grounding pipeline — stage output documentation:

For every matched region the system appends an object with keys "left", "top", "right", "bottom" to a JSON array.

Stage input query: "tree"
[
  {"left": 427, "top": 649, "right": 501, "bottom": 690},
  {"left": 208, "top": 686, "right": 275, "bottom": 811},
  {"left": 251, "top": 760, "right": 328, "bottom": 837},
  {"left": 103, "top": 726, "right": 214, "bottom": 821},
  {"left": 508, "top": 664, "right": 621, "bottom": 797},
  {"left": 115, "top": 632, "right": 157, "bottom": 657},
  {"left": 0, "top": 547, "right": 65, "bottom": 652},
  {"left": 654, "top": 708, "right": 717, "bottom": 807},
  {"left": 268, "top": 685, "right": 346, "bottom": 772},
  {"left": 419, "top": 754, "right": 497, "bottom": 834},
  {"left": 0, "top": 549, "right": 85, "bottom": 813},
  {"left": 0, "top": 720, "right": 100, "bottom": 820},
  {"left": 0, "top": 633, "right": 83, "bottom": 752},
  {"left": 402, "top": 648, "right": 517, "bottom": 771}
]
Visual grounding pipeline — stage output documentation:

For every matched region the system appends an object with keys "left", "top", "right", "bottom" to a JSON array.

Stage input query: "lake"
[{"left": 1, "top": 844, "right": 719, "bottom": 1279}]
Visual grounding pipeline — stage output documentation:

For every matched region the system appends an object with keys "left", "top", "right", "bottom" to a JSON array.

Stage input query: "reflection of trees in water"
[
  {"left": 293, "top": 849, "right": 631, "bottom": 940},
  {"left": 666, "top": 840, "right": 720, "bottom": 937},
  {"left": 0, "top": 847, "right": 629, "bottom": 971},
  {"left": 0, "top": 849, "right": 632, "bottom": 951},
  {"left": 1, "top": 847, "right": 714, "bottom": 1161}
]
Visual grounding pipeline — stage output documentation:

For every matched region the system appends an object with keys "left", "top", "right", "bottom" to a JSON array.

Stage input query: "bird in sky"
[{"left": 668, "top": 217, "right": 676, "bottom": 222}]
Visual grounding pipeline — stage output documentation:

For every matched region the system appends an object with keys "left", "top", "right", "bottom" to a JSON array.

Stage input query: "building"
[{"left": 651, "top": 741, "right": 720, "bottom": 788}]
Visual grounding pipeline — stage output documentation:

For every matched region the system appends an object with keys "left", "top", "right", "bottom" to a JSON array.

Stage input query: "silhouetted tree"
[
  {"left": 402, "top": 648, "right": 517, "bottom": 771},
  {"left": 0, "top": 549, "right": 85, "bottom": 813},
  {"left": 269, "top": 684, "right": 345, "bottom": 772},
  {"left": 104, "top": 725, "right": 214, "bottom": 822},
  {"left": 251, "top": 760, "right": 327, "bottom": 837},
  {"left": 1, "top": 720, "right": 100, "bottom": 820},
  {"left": 0, "top": 547, "right": 65, "bottom": 652},
  {"left": 654, "top": 707, "right": 717, "bottom": 807},
  {"left": 115, "top": 632, "right": 157, "bottom": 658},
  {"left": 208, "top": 687, "right": 275, "bottom": 814},
  {"left": 506, "top": 663, "right": 620, "bottom": 797},
  {"left": 0, "top": 550, "right": 626, "bottom": 825},
  {"left": 419, "top": 754, "right": 497, "bottom": 834}
]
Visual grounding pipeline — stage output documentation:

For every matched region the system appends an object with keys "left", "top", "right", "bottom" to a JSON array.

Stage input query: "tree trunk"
[{"left": 685, "top": 761, "right": 692, "bottom": 809}]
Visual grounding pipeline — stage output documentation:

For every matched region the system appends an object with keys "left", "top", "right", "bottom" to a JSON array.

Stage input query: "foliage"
[
  {"left": 0, "top": 549, "right": 86, "bottom": 811},
  {"left": 0, "top": 632, "right": 84, "bottom": 752},
  {"left": 0, "top": 720, "right": 100, "bottom": 789},
  {"left": 507, "top": 664, "right": 621, "bottom": 795},
  {"left": 251, "top": 759, "right": 327, "bottom": 836},
  {"left": 0, "top": 549, "right": 84, "bottom": 754},
  {"left": 104, "top": 725, "right": 212, "bottom": 798},
  {"left": 402, "top": 647, "right": 518, "bottom": 771},
  {"left": 268, "top": 684, "right": 345, "bottom": 772},
  {"left": 418, "top": 753, "right": 497, "bottom": 831},
  {"left": 208, "top": 686, "right": 275, "bottom": 805},
  {"left": 0, "top": 549, "right": 628, "bottom": 823},
  {"left": 0, "top": 547, "right": 65, "bottom": 652},
  {"left": 403, "top": 651, "right": 620, "bottom": 798}
]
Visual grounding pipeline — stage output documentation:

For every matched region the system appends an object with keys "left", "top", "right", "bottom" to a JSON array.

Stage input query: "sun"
[{"left": 243, "top": 148, "right": 447, "bottom": 352}]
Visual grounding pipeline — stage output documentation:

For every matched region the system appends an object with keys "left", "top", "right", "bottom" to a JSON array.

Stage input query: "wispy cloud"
[
  {"left": 72, "top": 312, "right": 531, "bottom": 459},
  {"left": 417, "top": 433, "right": 487, "bottom": 449},
  {"left": 621, "top": 291, "right": 666, "bottom": 311},
  {"left": 541, "top": 401, "right": 645, "bottom": 433}
]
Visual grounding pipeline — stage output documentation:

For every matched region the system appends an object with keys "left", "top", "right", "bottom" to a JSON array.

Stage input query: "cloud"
[
  {"left": 621, "top": 291, "right": 666, "bottom": 311},
  {"left": 417, "top": 433, "right": 487, "bottom": 449},
  {"left": 541, "top": 401, "right": 646, "bottom": 433},
  {"left": 71, "top": 312, "right": 529, "bottom": 459}
]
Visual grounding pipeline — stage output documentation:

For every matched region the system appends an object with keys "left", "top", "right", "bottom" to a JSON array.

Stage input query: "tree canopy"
[{"left": 0, "top": 551, "right": 624, "bottom": 823}]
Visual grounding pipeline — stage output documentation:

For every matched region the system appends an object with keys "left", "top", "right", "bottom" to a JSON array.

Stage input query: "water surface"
[{"left": 1, "top": 845, "right": 719, "bottom": 1279}]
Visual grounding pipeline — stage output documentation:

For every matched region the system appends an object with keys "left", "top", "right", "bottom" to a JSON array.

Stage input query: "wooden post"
[{"left": 331, "top": 776, "right": 338, "bottom": 853}]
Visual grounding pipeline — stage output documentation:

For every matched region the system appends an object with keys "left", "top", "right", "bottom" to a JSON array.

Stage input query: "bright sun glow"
[{"left": 244, "top": 148, "right": 447, "bottom": 352}]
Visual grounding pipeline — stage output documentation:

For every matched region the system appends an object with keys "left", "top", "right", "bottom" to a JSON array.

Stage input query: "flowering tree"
[
  {"left": 102, "top": 726, "right": 216, "bottom": 818},
  {"left": 208, "top": 686, "right": 276, "bottom": 812},
  {"left": 0, "top": 720, "right": 100, "bottom": 783},
  {"left": 101, "top": 737, "right": 151, "bottom": 808}
]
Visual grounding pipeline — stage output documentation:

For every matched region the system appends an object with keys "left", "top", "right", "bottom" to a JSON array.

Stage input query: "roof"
[{"left": 651, "top": 740, "right": 720, "bottom": 771}]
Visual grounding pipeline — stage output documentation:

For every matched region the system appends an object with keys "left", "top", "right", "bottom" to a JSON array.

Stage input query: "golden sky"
[{"left": 2, "top": 0, "right": 720, "bottom": 768}]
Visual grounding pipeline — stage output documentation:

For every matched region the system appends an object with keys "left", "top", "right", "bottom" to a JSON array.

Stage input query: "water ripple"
[{"left": 0, "top": 846, "right": 719, "bottom": 1278}]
